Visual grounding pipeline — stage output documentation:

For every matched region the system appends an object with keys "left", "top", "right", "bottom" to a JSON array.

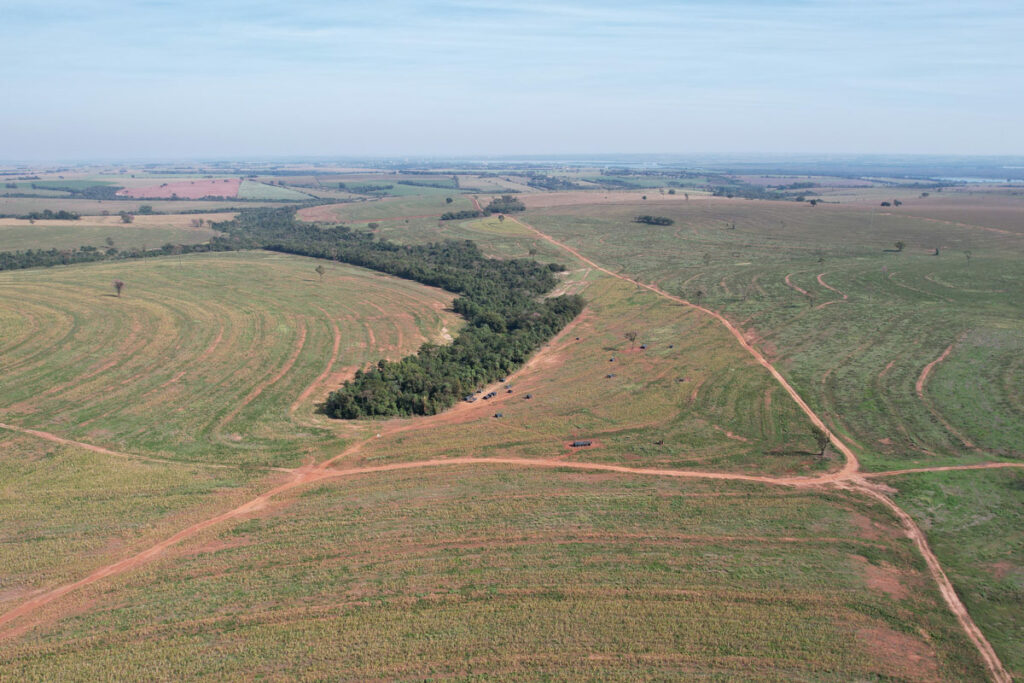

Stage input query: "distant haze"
[{"left": 2, "top": 0, "right": 1022, "bottom": 161}]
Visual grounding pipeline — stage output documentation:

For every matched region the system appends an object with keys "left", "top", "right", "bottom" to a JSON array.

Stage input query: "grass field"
[
  {"left": 519, "top": 196, "right": 1024, "bottom": 472},
  {"left": 352, "top": 275, "right": 829, "bottom": 478},
  {"left": 237, "top": 180, "right": 313, "bottom": 201},
  {"left": 0, "top": 466, "right": 986, "bottom": 680},
  {"left": 297, "top": 194, "right": 474, "bottom": 223},
  {"left": 0, "top": 213, "right": 226, "bottom": 252},
  {"left": 0, "top": 430, "right": 272, "bottom": 598},
  {"left": 889, "top": 468, "right": 1024, "bottom": 676},
  {"left": 0, "top": 251, "right": 460, "bottom": 468}
]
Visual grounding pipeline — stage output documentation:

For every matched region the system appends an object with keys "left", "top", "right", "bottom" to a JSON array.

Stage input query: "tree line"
[
  {"left": 212, "top": 207, "right": 584, "bottom": 418},
  {"left": 634, "top": 215, "right": 674, "bottom": 226}
]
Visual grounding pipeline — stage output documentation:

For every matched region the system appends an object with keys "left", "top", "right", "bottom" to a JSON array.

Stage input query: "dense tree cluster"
[
  {"left": 484, "top": 195, "right": 526, "bottom": 213},
  {"left": 212, "top": 208, "right": 584, "bottom": 419},
  {"left": 440, "top": 209, "right": 484, "bottom": 220},
  {"left": 346, "top": 184, "right": 393, "bottom": 194},
  {"left": 397, "top": 179, "right": 458, "bottom": 189},
  {"left": 0, "top": 239, "right": 234, "bottom": 272},
  {"left": 525, "top": 174, "right": 580, "bottom": 191},
  {"left": 21, "top": 209, "right": 80, "bottom": 220},
  {"left": 38, "top": 183, "right": 123, "bottom": 200},
  {"left": 633, "top": 215, "right": 674, "bottom": 226}
]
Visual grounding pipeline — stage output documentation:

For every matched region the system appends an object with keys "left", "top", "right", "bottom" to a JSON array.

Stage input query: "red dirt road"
[
  {"left": 856, "top": 484, "right": 1012, "bottom": 683},
  {"left": 0, "top": 215, "right": 1014, "bottom": 681},
  {"left": 507, "top": 216, "right": 861, "bottom": 479}
]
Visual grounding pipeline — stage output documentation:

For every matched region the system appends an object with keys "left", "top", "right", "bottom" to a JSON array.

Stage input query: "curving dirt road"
[
  {"left": 507, "top": 216, "right": 861, "bottom": 479},
  {"left": 0, "top": 216, "right": 1014, "bottom": 681},
  {"left": 506, "top": 215, "right": 1009, "bottom": 682},
  {"left": 855, "top": 484, "right": 1012, "bottom": 683}
]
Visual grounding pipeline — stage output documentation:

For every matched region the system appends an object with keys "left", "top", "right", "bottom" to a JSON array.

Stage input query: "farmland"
[
  {"left": 0, "top": 164, "right": 1021, "bottom": 680},
  {"left": 0, "top": 213, "right": 226, "bottom": 252},
  {"left": 116, "top": 178, "right": 242, "bottom": 199},
  {"left": 0, "top": 467, "right": 986, "bottom": 680}
]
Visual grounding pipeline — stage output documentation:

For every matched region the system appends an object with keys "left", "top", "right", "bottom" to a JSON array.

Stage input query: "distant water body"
[{"left": 935, "top": 177, "right": 1023, "bottom": 184}]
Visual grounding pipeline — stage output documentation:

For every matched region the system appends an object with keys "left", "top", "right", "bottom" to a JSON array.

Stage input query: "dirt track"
[{"left": 0, "top": 216, "right": 1015, "bottom": 680}]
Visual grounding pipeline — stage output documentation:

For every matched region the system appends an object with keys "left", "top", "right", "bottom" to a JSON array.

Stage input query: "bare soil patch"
[
  {"left": 116, "top": 178, "right": 241, "bottom": 199},
  {"left": 857, "top": 625, "right": 939, "bottom": 681}
]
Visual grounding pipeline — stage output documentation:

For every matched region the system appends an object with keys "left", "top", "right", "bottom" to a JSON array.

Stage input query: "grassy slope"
[
  {"left": 0, "top": 430, "right": 273, "bottom": 597},
  {"left": 0, "top": 467, "right": 985, "bottom": 680},
  {"left": 0, "top": 251, "right": 460, "bottom": 468},
  {"left": 521, "top": 197, "right": 1024, "bottom": 471}
]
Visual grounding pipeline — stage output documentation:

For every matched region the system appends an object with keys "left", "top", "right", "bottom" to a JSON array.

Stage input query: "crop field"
[
  {"left": 0, "top": 197, "right": 285, "bottom": 217},
  {"left": 0, "top": 178, "right": 1021, "bottom": 680},
  {"left": 0, "top": 213, "right": 226, "bottom": 252},
  {"left": 0, "top": 466, "right": 986, "bottom": 680},
  {"left": 0, "top": 251, "right": 460, "bottom": 468},
  {"left": 236, "top": 180, "right": 313, "bottom": 201}
]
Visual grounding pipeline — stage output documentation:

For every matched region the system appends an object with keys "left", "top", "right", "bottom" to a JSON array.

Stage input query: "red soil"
[{"left": 116, "top": 178, "right": 241, "bottom": 200}]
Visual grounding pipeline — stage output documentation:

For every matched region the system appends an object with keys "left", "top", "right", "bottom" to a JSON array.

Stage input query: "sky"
[{"left": 1, "top": 0, "right": 1022, "bottom": 160}]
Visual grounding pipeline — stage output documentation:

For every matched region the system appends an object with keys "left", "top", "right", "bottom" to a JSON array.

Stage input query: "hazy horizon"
[{"left": 3, "top": 0, "right": 1022, "bottom": 160}]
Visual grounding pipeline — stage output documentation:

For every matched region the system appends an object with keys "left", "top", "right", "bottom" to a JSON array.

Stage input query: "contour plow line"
[
  {"left": 508, "top": 215, "right": 1010, "bottom": 682},
  {"left": 507, "top": 216, "right": 860, "bottom": 477},
  {"left": 0, "top": 422, "right": 290, "bottom": 473}
]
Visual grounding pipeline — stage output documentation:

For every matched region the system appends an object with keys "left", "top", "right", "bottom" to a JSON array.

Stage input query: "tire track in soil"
[
  {"left": 0, "top": 422, "right": 288, "bottom": 472},
  {"left": 816, "top": 272, "right": 847, "bottom": 301},
  {"left": 289, "top": 307, "right": 341, "bottom": 415},
  {"left": 916, "top": 337, "right": 976, "bottom": 449},
  {"left": 784, "top": 272, "right": 811, "bottom": 298},
  {"left": 215, "top": 317, "right": 308, "bottom": 435}
]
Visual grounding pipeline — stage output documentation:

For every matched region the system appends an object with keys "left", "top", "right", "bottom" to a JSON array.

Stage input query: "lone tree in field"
[
  {"left": 894, "top": 240, "right": 905, "bottom": 252},
  {"left": 624, "top": 331, "right": 638, "bottom": 349},
  {"left": 119, "top": 211, "right": 134, "bottom": 224},
  {"left": 445, "top": 197, "right": 454, "bottom": 204},
  {"left": 694, "top": 289, "right": 705, "bottom": 306},
  {"left": 964, "top": 250, "right": 972, "bottom": 265},
  {"left": 811, "top": 425, "right": 831, "bottom": 457},
  {"left": 315, "top": 264, "right": 325, "bottom": 282},
  {"left": 112, "top": 279, "right": 124, "bottom": 297}
]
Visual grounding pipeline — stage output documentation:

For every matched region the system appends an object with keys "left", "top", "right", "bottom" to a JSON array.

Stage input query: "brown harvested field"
[
  {"left": 0, "top": 213, "right": 229, "bottom": 251},
  {"left": 116, "top": 178, "right": 241, "bottom": 199},
  {"left": 886, "top": 194, "right": 1024, "bottom": 234}
]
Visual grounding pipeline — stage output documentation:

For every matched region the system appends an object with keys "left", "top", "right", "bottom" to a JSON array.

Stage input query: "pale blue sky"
[{"left": 2, "top": 0, "right": 1021, "bottom": 160}]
